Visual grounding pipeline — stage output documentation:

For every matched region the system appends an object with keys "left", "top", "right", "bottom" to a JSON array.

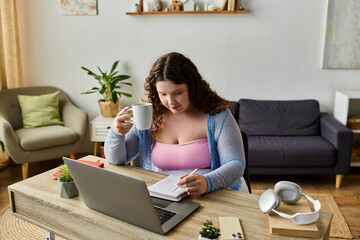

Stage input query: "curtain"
[
  {"left": 0, "top": 0, "right": 23, "bottom": 90},
  {"left": 0, "top": 0, "right": 22, "bottom": 169}
]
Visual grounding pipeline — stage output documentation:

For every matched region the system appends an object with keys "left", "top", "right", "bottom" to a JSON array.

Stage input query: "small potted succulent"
[
  {"left": 57, "top": 164, "right": 78, "bottom": 198},
  {"left": 199, "top": 220, "right": 221, "bottom": 240}
]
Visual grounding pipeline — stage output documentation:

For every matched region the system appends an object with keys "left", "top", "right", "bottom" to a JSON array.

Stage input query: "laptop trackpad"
[{"left": 151, "top": 197, "right": 173, "bottom": 208}]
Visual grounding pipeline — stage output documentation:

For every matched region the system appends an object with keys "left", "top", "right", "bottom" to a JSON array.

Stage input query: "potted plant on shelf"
[
  {"left": 134, "top": 3, "right": 139, "bottom": 12},
  {"left": 57, "top": 164, "right": 79, "bottom": 198},
  {"left": 199, "top": 220, "right": 221, "bottom": 240},
  {"left": 81, "top": 60, "right": 132, "bottom": 117}
]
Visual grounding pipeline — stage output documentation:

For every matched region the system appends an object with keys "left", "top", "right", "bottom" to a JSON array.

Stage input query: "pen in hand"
[{"left": 172, "top": 168, "right": 198, "bottom": 192}]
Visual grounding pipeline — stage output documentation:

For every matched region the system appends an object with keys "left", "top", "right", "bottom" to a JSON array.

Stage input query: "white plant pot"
[
  {"left": 132, "top": 4, "right": 138, "bottom": 12},
  {"left": 198, "top": 235, "right": 218, "bottom": 240}
]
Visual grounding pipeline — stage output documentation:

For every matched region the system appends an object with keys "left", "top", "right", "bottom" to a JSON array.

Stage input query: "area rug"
[
  {"left": 0, "top": 206, "right": 66, "bottom": 240},
  {"left": 252, "top": 190, "right": 353, "bottom": 239}
]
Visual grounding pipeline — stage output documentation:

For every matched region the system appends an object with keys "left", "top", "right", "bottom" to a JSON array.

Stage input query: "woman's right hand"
[{"left": 112, "top": 107, "right": 133, "bottom": 135}]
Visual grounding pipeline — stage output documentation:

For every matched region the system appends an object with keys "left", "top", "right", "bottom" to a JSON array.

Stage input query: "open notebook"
[{"left": 148, "top": 175, "right": 188, "bottom": 201}]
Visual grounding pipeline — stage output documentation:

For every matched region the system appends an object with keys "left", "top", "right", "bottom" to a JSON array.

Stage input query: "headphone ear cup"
[
  {"left": 258, "top": 189, "right": 281, "bottom": 214},
  {"left": 274, "top": 181, "right": 302, "bottom": 204}
]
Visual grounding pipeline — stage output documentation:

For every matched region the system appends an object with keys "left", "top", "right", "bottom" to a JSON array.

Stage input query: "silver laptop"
[{"left": 63, "top": 157, "right": 200, "bottom": 235}]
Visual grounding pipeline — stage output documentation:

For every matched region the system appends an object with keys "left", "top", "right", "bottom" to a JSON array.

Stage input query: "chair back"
[{"left": 0, "top": 86, "right": 67, "bottom": 130}]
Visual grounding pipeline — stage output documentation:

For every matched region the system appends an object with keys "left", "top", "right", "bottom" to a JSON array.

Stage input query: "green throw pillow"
[{"left": 18, "top": 91, "right": 64, "bottom": 128}]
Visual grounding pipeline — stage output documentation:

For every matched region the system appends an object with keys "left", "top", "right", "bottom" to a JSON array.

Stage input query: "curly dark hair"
[{"left": 144, "top": 52, "right": 232, "bottom": 136}]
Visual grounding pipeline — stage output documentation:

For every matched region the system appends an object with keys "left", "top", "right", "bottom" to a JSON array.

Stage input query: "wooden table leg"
[
  {"left": 22, "top": 163, "right": 28, "bottom": 180},
  {"left": 94, "top": 142, "right": 98, "bottom": 156}
]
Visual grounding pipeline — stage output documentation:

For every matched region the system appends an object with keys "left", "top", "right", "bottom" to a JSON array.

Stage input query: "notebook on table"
[
  {"left": 148, "top": 175, "right": 188, "bottom": 202},
  {"left": 62, "top": 157, "right": 200, "bottom": 235}
]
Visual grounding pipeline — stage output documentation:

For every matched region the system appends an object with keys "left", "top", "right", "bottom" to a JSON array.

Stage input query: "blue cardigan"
[{"left": 104, "top": 108, "right": 246, "bottom": 193}]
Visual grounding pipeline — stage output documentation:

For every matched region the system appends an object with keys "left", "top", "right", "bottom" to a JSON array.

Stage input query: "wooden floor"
[{"left": 1, "top": 157, "right": 360, "bottom": 239}]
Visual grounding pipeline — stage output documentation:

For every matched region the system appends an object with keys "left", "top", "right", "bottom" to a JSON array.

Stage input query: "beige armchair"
[{"left": 0, "top": 86, "right": 89, "bottom": 179}]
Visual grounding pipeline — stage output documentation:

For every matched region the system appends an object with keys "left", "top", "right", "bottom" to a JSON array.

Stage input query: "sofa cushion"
[
  {"left": 15, "top": 125, "right": 78, "bottom": 151},
  {"left": 247, "top": 136, "right": 335, "bottom": 167},
  {"left": 239, "top": 99, "right": 320, "bottom": 136}
]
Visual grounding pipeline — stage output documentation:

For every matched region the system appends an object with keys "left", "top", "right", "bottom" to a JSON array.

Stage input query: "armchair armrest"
[
  {"left": 61, "top": 100, "right": 89, "bottom": 137},
  {"left": 0, "top": 116, "right": 24, "bottom": 164},
  {"left": 320, "top": 113, "right": 353, "bottom": 174}
]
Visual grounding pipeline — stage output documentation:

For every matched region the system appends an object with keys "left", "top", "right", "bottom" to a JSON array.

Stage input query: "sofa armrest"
[{"left": 320, "top": 113, "right": 353, "bottom": 174}]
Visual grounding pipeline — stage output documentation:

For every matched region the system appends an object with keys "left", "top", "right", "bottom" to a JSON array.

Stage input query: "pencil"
[{"left": 171, "top": 168, "right": 198, "bottom": 192}]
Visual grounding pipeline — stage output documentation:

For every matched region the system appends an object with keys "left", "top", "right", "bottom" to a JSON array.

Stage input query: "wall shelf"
[{"left": 126, "top": 10, "right": 248, "bottom": 15}]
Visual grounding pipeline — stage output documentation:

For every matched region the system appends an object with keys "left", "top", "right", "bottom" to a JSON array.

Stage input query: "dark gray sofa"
[{"left": 231, "top": 99, "right": 353, "bottom": 188}]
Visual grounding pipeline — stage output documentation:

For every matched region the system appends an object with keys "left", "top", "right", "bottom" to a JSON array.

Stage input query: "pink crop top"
[{"left": 151, "top": 138, "right": 211, "bottom": 170}]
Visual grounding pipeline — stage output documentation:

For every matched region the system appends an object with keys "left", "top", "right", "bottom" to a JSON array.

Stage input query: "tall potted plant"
[
  {"left": 57, "top": 164, "right": 79, "bottom": 198},
  {"left": 81, "top": 60, "right": 132, "bottom": 117}
]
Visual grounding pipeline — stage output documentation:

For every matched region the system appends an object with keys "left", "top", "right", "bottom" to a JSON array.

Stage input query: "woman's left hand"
[{"left": 177, "top": 174, "right": 207, "bottom": 197}]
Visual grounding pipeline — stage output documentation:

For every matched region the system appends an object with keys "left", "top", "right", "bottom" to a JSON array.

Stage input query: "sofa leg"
[
  {"left": 336, "top": 174, "right": 343, "bottom": 188},
  {"left": 69, "top": 154, "right": 76, "bottom": 160},
  {"left": 22, "top": 163, "right": 28, "bottom": 180}
]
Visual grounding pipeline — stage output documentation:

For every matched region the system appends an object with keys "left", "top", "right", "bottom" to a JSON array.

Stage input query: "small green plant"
[
  {"left": 0, "top": 140, "right": 4, "bottom": 152},
  {"left": 81, "top": 60, "right": 132, "bottom": 104},
  {"left": 57, "top": 164, "right": 73, "bottom": 182},
  {"left": 199, "top": 220, "right": 220, "bottom": 239}
]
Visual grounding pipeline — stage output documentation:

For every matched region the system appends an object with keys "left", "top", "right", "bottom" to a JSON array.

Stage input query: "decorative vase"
[
  {"left": 198, "top": 235, "right": 218, "bottom": 240},
  {"left": 98, "top": 99, "right": 119, "bottom": 118},
  {"left": 203, "top": 0, "right": 209, "bottom": 11},
  {"left": 192, "top": 0, "right": 200, "bottom": 11},
  {"left": 58, "top": 180, "right": 79, "bottom": 198},
  {"left": 143, "top": 0, "right": 151, "bottom": 11}
]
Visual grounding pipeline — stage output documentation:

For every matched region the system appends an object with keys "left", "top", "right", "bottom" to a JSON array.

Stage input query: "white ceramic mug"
[{"left": 125, "top": 103, "right": 153, "bottom": 130}]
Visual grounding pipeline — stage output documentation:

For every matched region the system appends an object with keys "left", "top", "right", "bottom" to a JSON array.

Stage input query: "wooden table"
[{"left": 8, "top": 156, "right": 333, "bottom": 240}]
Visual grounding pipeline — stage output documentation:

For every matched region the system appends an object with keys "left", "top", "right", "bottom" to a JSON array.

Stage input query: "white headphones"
[{"left": 257, "top": 181, "right": 321, "bottom": 225}]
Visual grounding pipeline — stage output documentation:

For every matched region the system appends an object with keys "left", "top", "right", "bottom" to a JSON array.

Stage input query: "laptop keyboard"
[{"left": 154, "top": 206, "right": 176, "bottom": 225}]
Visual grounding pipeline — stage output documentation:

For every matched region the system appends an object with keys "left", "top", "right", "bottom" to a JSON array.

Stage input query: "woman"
[{"left": 104, "top": 52, "right": 248, "bottom": 197}]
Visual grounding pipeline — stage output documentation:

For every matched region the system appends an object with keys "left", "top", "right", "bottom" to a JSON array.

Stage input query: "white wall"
[{"left": 16, "top": 0, "right": 360, "bottom": 121}]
